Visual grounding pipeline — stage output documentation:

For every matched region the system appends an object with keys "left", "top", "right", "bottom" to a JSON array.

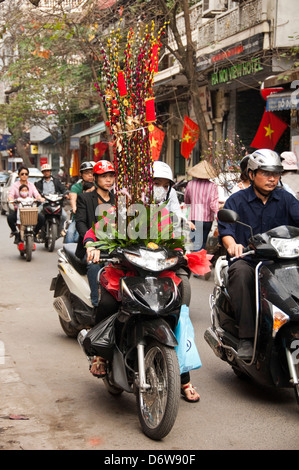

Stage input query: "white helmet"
[
  {"left": 153, "top": 161, "right": 174, "bottom": 183},
  {"left": 41, "top": 164, "right": 52, "bottom": 172},
  {"left": 281, "top": 151, "right": 298, "bottom": 170},
  {"left": 247, "top": 149, "right": 283, "bottom": 173}
]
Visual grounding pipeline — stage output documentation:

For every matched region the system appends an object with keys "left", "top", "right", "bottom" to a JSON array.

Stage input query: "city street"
[{"left": 0, "top": 213, "right": 299, "bottom": 451}]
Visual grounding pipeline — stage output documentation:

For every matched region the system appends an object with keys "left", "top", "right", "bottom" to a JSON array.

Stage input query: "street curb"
[{"left": 0, "top": 354, "right": 54, "bottom": 450}]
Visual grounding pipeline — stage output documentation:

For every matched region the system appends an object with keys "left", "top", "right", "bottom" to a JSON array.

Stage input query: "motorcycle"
[
  {"left": 205, "top": 208, "right": 299, "bottom": 406},
  {"left": 37, "top": 193, "right": 64, "bottom": 252},
  {"left": 50, "top": 242, "right": 191, "bottom": 439},
  {"left": 11, "top": 198, "right": 38, "bottom": 262}
]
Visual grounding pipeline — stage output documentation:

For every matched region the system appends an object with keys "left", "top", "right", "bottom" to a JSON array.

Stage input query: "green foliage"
[{"left": 89, "top": 202, "right": 185, "bottom": 252}]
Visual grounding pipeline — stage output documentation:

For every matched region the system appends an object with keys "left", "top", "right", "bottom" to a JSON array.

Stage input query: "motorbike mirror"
[
  {"left": 218, "top": 208, "right": 254, "bottom": 239},
  {"left": 218, "top": 209, "right": 240, "bottom": 223}
]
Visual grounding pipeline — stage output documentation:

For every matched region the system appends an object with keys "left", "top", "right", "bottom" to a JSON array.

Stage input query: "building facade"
[{"left": 154, "top": 0, "right": 299, "bottom": 179}]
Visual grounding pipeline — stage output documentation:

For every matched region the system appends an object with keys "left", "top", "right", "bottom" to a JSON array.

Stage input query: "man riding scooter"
[
  {"left": 218, "top": 149, "right": 299, "bottom": 359},
  {"left": 35, "top": 164, "right": 68, "bottom": 237}
]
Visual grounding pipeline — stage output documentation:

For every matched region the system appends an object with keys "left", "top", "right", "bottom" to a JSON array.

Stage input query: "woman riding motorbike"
[{"left": 84, "top": 161, "right": 200, "bottom": 402}]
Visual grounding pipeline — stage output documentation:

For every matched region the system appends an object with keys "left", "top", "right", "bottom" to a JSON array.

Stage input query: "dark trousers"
[
  {"left": 227, "top": 260, "right": 256, "bottom": 339},
  {"left": 7, "top": 210, "right": 45, "bottom": 235}
]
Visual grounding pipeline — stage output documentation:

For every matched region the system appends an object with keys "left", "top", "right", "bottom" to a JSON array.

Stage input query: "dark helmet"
[{"left": 80, "top": 161, "right": 95, "bottom": 173}]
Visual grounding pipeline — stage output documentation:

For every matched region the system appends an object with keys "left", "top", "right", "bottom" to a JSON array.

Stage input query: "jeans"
[
  {"left": 64, "top": 219, "right": 79, "bottom": 243},
  {"left": 85, "top": 257, "right": 103, "bottom": 307},
  {"left": 190, "top": 220, "right": 212, "bottom": 251}
]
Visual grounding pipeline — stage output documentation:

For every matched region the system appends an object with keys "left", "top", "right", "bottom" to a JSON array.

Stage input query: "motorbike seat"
[{"left": 63, "top": 243, "right": 87, "bottom": 275}]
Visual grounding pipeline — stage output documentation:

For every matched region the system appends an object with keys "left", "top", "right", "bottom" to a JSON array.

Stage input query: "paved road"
[{"left": 0, "top": 213, "right": 299, "bottom": 451}]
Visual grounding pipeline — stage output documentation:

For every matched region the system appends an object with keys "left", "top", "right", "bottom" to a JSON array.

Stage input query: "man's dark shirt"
[{"left": 218, "top": 185, "right": 299, "bottom": 248}]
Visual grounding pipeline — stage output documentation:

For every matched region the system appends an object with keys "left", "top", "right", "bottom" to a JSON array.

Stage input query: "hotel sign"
[{"left": 210, "top": 57, "right": 263, "bottom": 86}]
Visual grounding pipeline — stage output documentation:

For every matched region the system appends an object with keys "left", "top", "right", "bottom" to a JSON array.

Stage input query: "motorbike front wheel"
[
  {"left": 25, "top": 234, "right": 33, "bottom": 262},
  {"left": 137, "top": 340, "right": 180, "bottom": 440},
  {"left": 47, "top": 223, "right": 57, "bottom": 252}
]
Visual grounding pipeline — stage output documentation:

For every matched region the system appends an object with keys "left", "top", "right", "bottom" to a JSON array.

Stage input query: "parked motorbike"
[
  {"left": 50, "top": 242, "right": 191, "bottom": 439},
  {"left": 205, "top": 208, "right": 299, "bottom": 406},
  {"left": 37, "top": 193, "right": 64, "bottom": 252},
  {"left": 11, "top": 199, "right": 38, "bottom": 262}
]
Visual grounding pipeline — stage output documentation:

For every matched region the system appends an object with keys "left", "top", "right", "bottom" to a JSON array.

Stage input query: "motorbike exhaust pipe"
[
  {"left": 204, "top": 327, "right": 225, "bottom": 359},
  {"left": 53, "top": 296, "right": 72, "bottom": 322}
]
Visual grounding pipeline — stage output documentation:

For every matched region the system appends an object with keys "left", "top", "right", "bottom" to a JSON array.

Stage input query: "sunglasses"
[{"left": 20, "top": 172, "right": 29, "bottom": 176}]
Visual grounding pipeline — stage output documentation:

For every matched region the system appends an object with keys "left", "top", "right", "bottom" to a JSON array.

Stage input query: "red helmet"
[{"left": 93, "top": 160, "right": 115, "bottom": 175}]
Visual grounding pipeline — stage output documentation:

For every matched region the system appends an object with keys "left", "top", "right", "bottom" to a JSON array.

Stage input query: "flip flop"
[
  {"left": 181, "top": 383, "right": 200, "bottom": 403},
  {"left": 90, "top": 357, "right": 107, "bottom": 378}
]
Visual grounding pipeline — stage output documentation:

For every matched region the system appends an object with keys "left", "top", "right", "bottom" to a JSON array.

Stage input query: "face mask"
[
  {"left": 153, "top": 186, "right": 168, "bottom": 204},
  {"left": 20, "top": 191, "right": 28, "bottom": 198}
]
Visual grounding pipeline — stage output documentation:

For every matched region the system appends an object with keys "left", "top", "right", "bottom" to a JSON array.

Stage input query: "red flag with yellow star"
[
  {"left": 181, "top": 116, "right": 200, "bottom": 159},
  {"left": 94, "top": 142, "right": 108, "bottom": 162},
  {"left": 149, "top": 125, "right": 165, "bottom": 161},
  {"left": 251, "top": 110, "right": 287, "bottom": 150}
]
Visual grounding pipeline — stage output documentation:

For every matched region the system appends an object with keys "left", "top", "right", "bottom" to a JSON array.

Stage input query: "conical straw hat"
[{"left": 187, "top": 160, "right": 217, "bottom": 179}]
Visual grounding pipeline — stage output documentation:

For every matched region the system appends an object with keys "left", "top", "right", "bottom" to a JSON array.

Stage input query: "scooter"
[
  {"left": 204, "top": 208, "right": 299, "bottom": 405},
  {"left": 37, "top": 193, "right": 64, "bottom": 252},
  {"left": 50, "top": 242, "right": 191, "bottom": 439},
  {"left": 11, "top": 199, "right": 38, "bottom": 262}
]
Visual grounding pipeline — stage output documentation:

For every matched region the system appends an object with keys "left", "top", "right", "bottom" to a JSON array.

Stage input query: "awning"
[
  {"left": 71, "top": 121, "right": 105, "bottom": 138},
  {"left": 70, "top": 121, "right": 106, "bottom": 149},
  {"left": 266, "top": 92, "right": 299, "bottom": 112}
]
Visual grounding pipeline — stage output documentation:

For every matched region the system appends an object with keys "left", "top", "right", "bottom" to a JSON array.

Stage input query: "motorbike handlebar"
[{"left": 230, "top": 247, "right": 255, "bottom": 262}]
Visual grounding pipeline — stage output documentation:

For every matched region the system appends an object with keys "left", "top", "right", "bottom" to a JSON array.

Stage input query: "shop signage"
[
  {"left": 266, "top": 92, "right": 299, "bottom": 111},
  {"left": 197, "top": 33, "right": 264, "bottom": 72},
  {"left": 210, "top": 57, "right": 263, "bottom": 86}
]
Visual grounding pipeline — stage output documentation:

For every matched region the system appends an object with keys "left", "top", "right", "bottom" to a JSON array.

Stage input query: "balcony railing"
[
  {"left": 39, "top": 0, "right": 86, "bottom": 9},
  {"left": 162, "top": 0, "right": 265, "bottom": 73},
  {"left": 197, "top": 0, "right": 264, "bottom": 49}
]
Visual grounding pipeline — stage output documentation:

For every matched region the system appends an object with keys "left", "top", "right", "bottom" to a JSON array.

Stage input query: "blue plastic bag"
[{"left": 175, "top": 304, "right": 202, "bottom": 374}]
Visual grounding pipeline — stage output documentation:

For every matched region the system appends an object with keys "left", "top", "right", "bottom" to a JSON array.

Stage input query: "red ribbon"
[{"left": 185, "top": 250, "right": 213, "bottom": 276}]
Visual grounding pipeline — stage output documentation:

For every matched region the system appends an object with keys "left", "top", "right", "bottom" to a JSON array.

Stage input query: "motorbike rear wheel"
[
  {"left": 25, "top": 234, "right": 33, "bottom": 262},
  {"left": 136, "top": 340, "right": 180, "bottom": 440}
]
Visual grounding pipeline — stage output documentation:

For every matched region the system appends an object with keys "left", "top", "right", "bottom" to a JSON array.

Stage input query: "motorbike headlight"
[
  {"left": 270, "top": 237, "right": 299, "bottom": 258},
  {"left": 125, "top": 249, "right": 178, "bottom": 271}
]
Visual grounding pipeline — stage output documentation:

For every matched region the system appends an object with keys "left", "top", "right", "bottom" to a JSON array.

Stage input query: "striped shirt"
[{"left": 184, "top": 179, "right": 219, "bottom": 221}]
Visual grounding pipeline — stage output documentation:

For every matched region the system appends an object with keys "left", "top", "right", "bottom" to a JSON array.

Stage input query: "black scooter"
[
  {"left": 38, "top": 193, "right": 64, "bottom": 252},
  {"left": 205, "top": 209, "right": 299, "bottom": 406},
  {"left": 51, "top": 242, "right": 191, "bottom": 439}
]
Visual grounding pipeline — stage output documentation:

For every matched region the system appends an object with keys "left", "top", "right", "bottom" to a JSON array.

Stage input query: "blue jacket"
[{"left": 218, "top": 185, "right": 299, "bottom": 248}]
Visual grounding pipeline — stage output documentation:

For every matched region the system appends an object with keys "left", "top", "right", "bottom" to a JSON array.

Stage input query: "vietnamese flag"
[
  {"left": 250, "top": 110, "right": 288, "bottom": 150},
  {"left": 149, "top": 125, "right": 165, "bottom": 161},
  {"left": 181, "top": 116, "right": 200, "bottom": 159},
  {"left": 94, "top": 142, "right": 108, "bottom": 162}
]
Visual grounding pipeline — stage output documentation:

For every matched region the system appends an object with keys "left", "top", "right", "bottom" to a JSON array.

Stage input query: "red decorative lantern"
[
  {"left": 117, "top": 71, "right": 127, "bottom": 97},
  {"left": 145, "top": 97, "right": 156, "bottom": 123},
  {"left": 150, "top": 43, "right": 159, "bottom": 73}
]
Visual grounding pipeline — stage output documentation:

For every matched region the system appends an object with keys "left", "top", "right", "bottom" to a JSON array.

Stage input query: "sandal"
[
  {"left": 90, "top": 356, "right": 107, "bottom": 378},
  {"left": 181, "top": 383, "right": 200, "bottom": 403}
]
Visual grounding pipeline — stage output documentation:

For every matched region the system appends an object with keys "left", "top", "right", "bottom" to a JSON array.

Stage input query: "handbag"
[{"left": 174, "top": 304, "right": 202, "bottom": 374}]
